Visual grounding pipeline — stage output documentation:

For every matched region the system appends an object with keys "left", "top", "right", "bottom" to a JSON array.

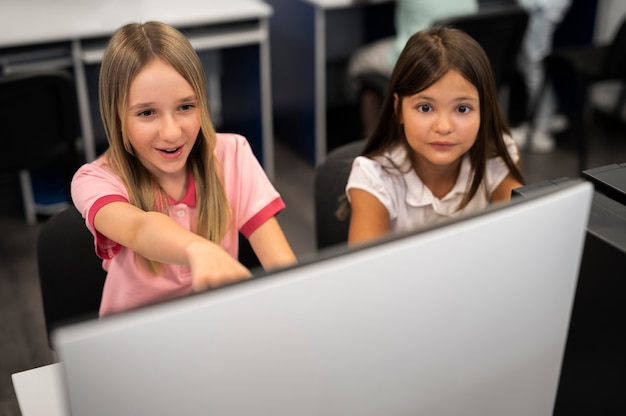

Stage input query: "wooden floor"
[{"left": 2, "top": 110, "right": 626, "bottom": 415}]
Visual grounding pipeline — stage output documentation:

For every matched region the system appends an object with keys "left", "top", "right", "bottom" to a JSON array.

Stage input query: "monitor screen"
[
  {"left": 52, "top": 180, "right": 593, "bottom": 416},
  {"left": 582, "top": 162, "right": 626, "bottom": 205}
]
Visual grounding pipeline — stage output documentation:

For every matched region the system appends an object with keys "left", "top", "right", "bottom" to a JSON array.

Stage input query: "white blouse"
[{"left": 346, "top": 135, "right": 519, "bottom": 233}]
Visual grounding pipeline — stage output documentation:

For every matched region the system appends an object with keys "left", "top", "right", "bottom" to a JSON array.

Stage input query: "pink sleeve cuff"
[
  {"left": 88, "top": 195, "right": 128, "bottom": 260},
  {"left": 240, "top": 197, "right": 285, "bottom": 238}
]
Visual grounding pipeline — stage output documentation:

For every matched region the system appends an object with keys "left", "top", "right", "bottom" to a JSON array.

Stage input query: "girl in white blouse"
[{"left": 345, "top": 27, "right": 525, "bottom": 245}]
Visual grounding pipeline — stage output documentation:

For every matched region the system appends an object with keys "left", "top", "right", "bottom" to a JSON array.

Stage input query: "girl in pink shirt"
[{"left": 71, "top": 21, "right": 297, "bottom": 316}]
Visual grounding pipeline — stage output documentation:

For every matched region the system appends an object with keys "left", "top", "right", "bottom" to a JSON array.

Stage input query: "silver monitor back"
[{"left": 53, "top": 181, "right": 593, "bottom": 416}]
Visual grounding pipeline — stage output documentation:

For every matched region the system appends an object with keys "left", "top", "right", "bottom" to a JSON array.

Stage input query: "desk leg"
[
  {"left": 314, "top": 7, "right": 326, "bottom": 166},
  {"left": 260, "top": 18, "right": 275, "bottom": 180},
  {"left": 18, "top": 170, "right": 37, "bottom": 225},
  {"left": 71, "top": 40, "right": 96, "bottom": 162}
]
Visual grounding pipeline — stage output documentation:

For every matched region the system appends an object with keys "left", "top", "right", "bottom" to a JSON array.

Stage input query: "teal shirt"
[{"left": 392, "top": 0, "right": 479, "bottom": 65}]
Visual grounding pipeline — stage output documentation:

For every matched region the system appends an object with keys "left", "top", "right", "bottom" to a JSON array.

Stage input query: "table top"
[
  {"left": 299, "top": 0, "right": 393, "bottom": 11},
  {"left": 0, "top": 0, "right": 273, "bottom": 48},
  {"left": 12, "top": 363, "right": 68, "bottom": 416}
]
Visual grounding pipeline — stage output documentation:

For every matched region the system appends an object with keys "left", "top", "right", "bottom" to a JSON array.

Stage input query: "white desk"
[
  {"left": 12, "top": 363, "right": 68, "bottom": 416},
  {"left": 300, "top": 0, "right": 394, "bottom": 10},
  {"left": 0, "top": 0, "right": 275, "bottom": 177},
  {"left": 266, "top": 0, "right": 394, "bottom": 165}
]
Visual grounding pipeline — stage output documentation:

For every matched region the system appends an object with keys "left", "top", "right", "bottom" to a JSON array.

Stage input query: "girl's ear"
[{"left": 393, "top": 93, "right": 402, "bottom": 124}]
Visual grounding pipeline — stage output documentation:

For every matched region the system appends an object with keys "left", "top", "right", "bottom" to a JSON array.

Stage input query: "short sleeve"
[
  {"left": 345, "top": 156, "right": 399, "bottom": 221},
  {"left": 70, "top": 159, "right": 129, "bottom": 259},
  {"left": 215, "top": 133, "right": 285, "bottom": 238},
  {"left": 485, "top": 134, "right": 520, "bottom": 193}
]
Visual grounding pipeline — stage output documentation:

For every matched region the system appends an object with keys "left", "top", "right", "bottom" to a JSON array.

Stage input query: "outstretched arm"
[
  {"left": 94, "top": 201, "right": 251, "bottom": 291},
  {"left": 347, "top": 188, "right": 390, "bottom": 246}
]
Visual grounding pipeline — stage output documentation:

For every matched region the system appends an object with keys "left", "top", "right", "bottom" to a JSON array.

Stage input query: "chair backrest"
[
  {"left": 0, "top": 70, "right": 80, "bottom": 173},
  {"left": 36, "top": 205, "right": 261, "bottom": 347},
  {"left": 36, "top": 205, "right": 106, "bottom": 347},
  {"left": 434, "top": 5, "right": 529, "bottom": 88},
  {"left": 604, "top": 17, "right": 626, "bottom": 79},
  {"left": 314, "top": 140, "right": 365, "bottom": 251}
]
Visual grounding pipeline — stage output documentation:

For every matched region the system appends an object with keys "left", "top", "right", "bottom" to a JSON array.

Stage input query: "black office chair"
[
  {"left": 37, "top": 205, "right": 106, "bottom": 347},
  {"left": 355, "top": 5, "right": 529, "bottom": 112},
  {"left": 528, "top": 17, "right": 626, "bottom": 172},
  {"left": 238, "top": 232, "right": 261, "bottom": 270},
  {"left": 36, "top": 205, "right": 262, "bottom": 348},
  {"left": 0, "top": 70, "right": 81, "bottom": 225},
  {"left": 314, "top": 139, "right": 365, "bottom": 251}
]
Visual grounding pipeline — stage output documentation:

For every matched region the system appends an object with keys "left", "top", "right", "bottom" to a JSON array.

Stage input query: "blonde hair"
[{"left": 99, "top": 21, "right": 231, "bottom": 273}]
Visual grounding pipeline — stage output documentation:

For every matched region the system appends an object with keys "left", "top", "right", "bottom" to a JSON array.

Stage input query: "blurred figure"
[
  {"left": 511, "top": 0, "right": 573, "bottom": 153},
  {"left": 348, "top": 0, "right": 479, "bottom": 137}
]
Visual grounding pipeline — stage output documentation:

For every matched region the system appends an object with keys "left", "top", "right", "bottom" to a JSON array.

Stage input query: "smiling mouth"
[{"left": 160, "top": 147, "right": 181, "bottom": 154}]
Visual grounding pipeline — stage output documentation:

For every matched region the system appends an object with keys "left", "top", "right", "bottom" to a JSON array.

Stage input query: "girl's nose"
[
  {"left": 161, "top": 115, "right": 182, "bottom": 140},
  {"left": 433, "top": 113, "right": 453, "bottom": 135}
]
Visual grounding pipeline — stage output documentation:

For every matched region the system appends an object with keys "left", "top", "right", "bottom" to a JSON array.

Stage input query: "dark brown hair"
[{"left": 360, "top": 26, "right": 524, "bottom": 209}]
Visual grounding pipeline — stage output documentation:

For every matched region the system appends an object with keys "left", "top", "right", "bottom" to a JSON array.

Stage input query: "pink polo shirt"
[{"left": 71, "top": 133, "right": 284, "bottom": 316}]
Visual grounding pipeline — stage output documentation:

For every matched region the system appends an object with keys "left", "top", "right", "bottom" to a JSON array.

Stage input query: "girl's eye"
[
  {"left": 180, "top": 104, "right": 195, "bottom": 111},
  {"left": 138, "top": 109, "right": 155, "bottom": 117},
  {"left": 417, "top": 104, "right": 432, "bottom": 112},
  {"left": 457, "top": 105, "right": 471, "bottom": 114}
]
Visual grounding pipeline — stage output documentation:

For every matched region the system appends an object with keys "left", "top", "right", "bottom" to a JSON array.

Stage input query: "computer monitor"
[
  {"left": 52, "top": 181, "right": 593, "bottom": 416},
  {"left": 582, "top": 162, "right": 626, "bottom": 205},
  {"left": 515, "top": 174, "right": 626, "bottom": 415}
]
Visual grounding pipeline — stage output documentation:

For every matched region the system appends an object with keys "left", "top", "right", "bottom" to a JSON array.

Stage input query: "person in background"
[
  {"left": 348, "top": 0, "right": 480, "bottom": 137},
  {"left": 343, "top": 27, "right": 524, "bottom": 246},
  {"left": 71, "top": 21, "right": 297, "bottom": 316},
  {"left": 510, "top": 0, "right": 573, "bottom": 153}
]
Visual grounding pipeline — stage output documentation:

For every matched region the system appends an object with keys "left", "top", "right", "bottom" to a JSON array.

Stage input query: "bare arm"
[
  {"left": 491, "top": 173, "right": 524, "bottom": 203},
  {"left": 248, "top": 217, "right": 297, "bottom": 270},
  {"left": 94, "top": 201, "right": 251, "bottom": 291},
  {"left": 347, "top": 188, "right": 390, "bottom": 246}
]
